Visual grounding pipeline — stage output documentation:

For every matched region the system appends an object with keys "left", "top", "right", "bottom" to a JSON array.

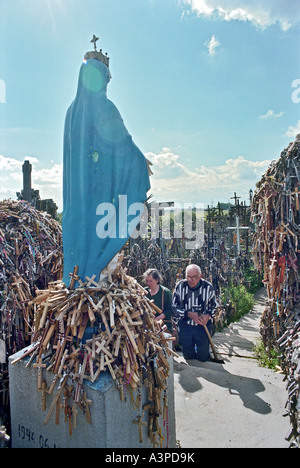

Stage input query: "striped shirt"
[{"left": 172, "top": 279, "right": 217, "bottom": 326}]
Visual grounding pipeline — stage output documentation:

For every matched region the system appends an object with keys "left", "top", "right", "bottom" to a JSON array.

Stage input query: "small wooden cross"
[
  {"left": 157, "top": 427, "right": 165, "bottom": 448},
  {"left": 278, "top": 225, "right": 286, "bottom": 251},
  {"left": 133, "top": 415, "right": 147, "bottom": 443},
  {"left": 69, "top": 266, "right": 79, "bottom": 290},
  {"left": 72, "top": 403, "right": 78, "bottom": 430},
  {"left": 83, "top": 392, "right": 92, "bottom": 424},
  {"left": 33, "top": 357, "right": 47, "bottom": 390},
  {"left": 292, "top": 185, "right": 300, "bottom": 211},
  {"left": 55, "top": 397, "right": 64, "bottom": 425},
  {"left": 163, "top": 393, "right": 169, "bottom": 421},
  {"left": 41, "top": 379, "right": 50, "bottom": 411}
]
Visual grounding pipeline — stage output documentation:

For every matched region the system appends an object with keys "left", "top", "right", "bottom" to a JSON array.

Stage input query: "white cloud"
[
  {"left": 0, "top": 155, "right": 62, "bottom": 211},
  {"left": 182, "top": 0, "right": 300, "bottom": 31},
  {"left": 284, "top": 120, "right": 300, "bottom": 138},
  {"left": 205, "top": 34, "right": 220, "bottom": 56},
  {"left": 259, "top": 109, "right": 284, "bottom": 120},
  {"left": 146, "top": 148, "right": 270, "bottom": 205}
]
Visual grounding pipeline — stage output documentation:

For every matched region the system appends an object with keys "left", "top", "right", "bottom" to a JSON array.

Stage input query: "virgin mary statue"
[{"left": 62, "top": 39, "right": 150, "bottom": 285}]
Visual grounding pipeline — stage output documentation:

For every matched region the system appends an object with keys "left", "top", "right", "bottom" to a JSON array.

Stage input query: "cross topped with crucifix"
[{"left": 90, "top": 35, "right": 99, "bottom": 51}]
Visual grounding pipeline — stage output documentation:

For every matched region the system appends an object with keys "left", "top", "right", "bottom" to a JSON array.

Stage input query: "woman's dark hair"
[{"left": 143, "top": 268, "right": 162, "bottom": 284}]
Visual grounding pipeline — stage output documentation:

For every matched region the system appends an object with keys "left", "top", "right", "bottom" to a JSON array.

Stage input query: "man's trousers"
[{"left": 178, "top": 319, "right": 212, "bottom": 361}]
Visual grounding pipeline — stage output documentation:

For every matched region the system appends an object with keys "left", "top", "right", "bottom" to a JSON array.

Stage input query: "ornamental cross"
[{"left": 91, "top": 35, "right": 99, "bottom": 51}]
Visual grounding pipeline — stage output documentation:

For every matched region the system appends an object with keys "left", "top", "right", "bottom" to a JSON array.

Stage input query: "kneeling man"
[{"left": 173, "top": 264, "right": 217, "bottom": 361}]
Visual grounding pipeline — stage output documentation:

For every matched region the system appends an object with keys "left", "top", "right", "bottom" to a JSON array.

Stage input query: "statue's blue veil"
[{"left": 62, "top": 59, "right": 150, "bottom": 285}]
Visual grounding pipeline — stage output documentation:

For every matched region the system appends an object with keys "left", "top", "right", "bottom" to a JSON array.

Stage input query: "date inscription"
[{"left": 18, "top": 425, "right": 59, "bottom": 448}]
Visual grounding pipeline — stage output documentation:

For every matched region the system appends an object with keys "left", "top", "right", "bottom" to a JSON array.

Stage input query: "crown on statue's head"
[{"left": 84, "top": 35, "right": 110, "bottom": 68}]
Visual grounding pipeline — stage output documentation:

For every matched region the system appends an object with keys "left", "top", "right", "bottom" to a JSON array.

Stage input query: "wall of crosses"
[{"left": 251, "top": 134, "right": 300, "bottom": 448}]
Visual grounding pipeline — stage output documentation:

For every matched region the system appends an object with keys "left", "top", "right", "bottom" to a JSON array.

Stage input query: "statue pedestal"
[{"left": 9, "top": 347, "right": 176, "bottom": 448}]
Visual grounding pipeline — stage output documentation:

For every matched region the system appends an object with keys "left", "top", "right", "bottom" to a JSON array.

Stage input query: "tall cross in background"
[{"left": 228, "top": 193, "right": 249, "bottom": 254}]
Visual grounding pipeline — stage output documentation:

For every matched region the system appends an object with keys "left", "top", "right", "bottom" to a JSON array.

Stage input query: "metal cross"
[{"left": 90, "top": 35, "right": 99, "bottom": 51}]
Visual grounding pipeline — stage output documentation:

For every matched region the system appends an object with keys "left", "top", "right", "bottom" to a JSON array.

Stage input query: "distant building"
[{"left": 16, "top": 160, "right": 58, "bottom": 219}]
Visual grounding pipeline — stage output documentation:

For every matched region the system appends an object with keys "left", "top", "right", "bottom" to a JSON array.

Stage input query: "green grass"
[
  {"left": 253, "top": 340, "right": 280, "bottom": 370},
  {"left": 221, "top": 284, "right": 256, "bottom": 325}
]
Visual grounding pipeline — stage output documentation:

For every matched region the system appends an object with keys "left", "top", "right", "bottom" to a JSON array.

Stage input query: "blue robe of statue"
[{"left": 62, "top": 58, "right": 150, "bottom": 285}]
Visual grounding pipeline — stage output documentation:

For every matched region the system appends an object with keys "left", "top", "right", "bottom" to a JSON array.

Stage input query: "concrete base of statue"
[{"left": 8, "top": 346, "right": 176, "bottom": 448}]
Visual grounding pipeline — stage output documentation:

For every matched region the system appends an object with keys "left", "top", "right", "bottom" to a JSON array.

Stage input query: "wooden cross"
[
  {"left": 277, "top": 255, "right": 286, "bottom": 285},
  {"left": 66, "top": 406, "right": 72, "bottom": 436},
  {"left": 157, "top": 427, "right": 165, "bottom": 448},
  {"left": 288, "top": 253, "right": 298, "bottom": 272},
  {"left": 72, "top": 402, "right": 79, "bottom": 430},
  {"left": 133, "top": 415, "right": 147, "bottom": 443},
  {"left": 33, "top": 357, "right": 47, "bottom": 390},
  {"left": 292, "top": 185, "right": 300, "bottom": 211},
  {"left": 44, "top": 375, "right": 68, "bottom": 426},
  {"left": 55, "top": 398, "right": 62, "bottom": 425},
  {"left": 83, "top": 392, "right": 92, "bottom": 424},
  {"left": 69, "top": 266, "right": 79, "bottom": 290},
  {"left": 163, "top": 393, "right": 169, "bottom": 421},
  {"left": 230, "top": 192, "right": 241, "bottom": 206},
  {"left": 41, "top": 379, "right": 50, "bottom": 411},
  {"left": 152, "top": 432, "right": 158, "bottom": 448},
  {"left": 278, "top": 225, "right": 286, "bottom": 251},
  {"left": 269, "top": 256, "right": 277, "bottom": 292}
]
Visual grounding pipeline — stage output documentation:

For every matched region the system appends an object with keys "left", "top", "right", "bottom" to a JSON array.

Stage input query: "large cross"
[{"left": 227, "top": 216, "right": 249, "bottom": 254}]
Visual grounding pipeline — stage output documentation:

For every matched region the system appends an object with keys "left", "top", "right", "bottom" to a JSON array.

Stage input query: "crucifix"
[{"left": 90, "top": 35, "right": 99, "bottom": 51}]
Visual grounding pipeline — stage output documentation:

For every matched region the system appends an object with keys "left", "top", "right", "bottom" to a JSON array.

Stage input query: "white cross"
[{"left": 227, "top": 216, "right": 249, "bottom": 254}]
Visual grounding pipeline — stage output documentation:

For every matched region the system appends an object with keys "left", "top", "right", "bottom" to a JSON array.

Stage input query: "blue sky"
[{"left": 0, "top": 0, "right": 299, "bottom": 211}]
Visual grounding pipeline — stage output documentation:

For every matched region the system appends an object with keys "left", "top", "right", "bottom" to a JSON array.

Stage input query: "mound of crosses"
[
  {"left": 251, "top": 134, "right": 300, "bottom": 448},
  {"left": 13, "top": 256, "right": 176, "bottom": 447},
  {"left": 0, "top": 199, "right": 63, "bottom": 421}
]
